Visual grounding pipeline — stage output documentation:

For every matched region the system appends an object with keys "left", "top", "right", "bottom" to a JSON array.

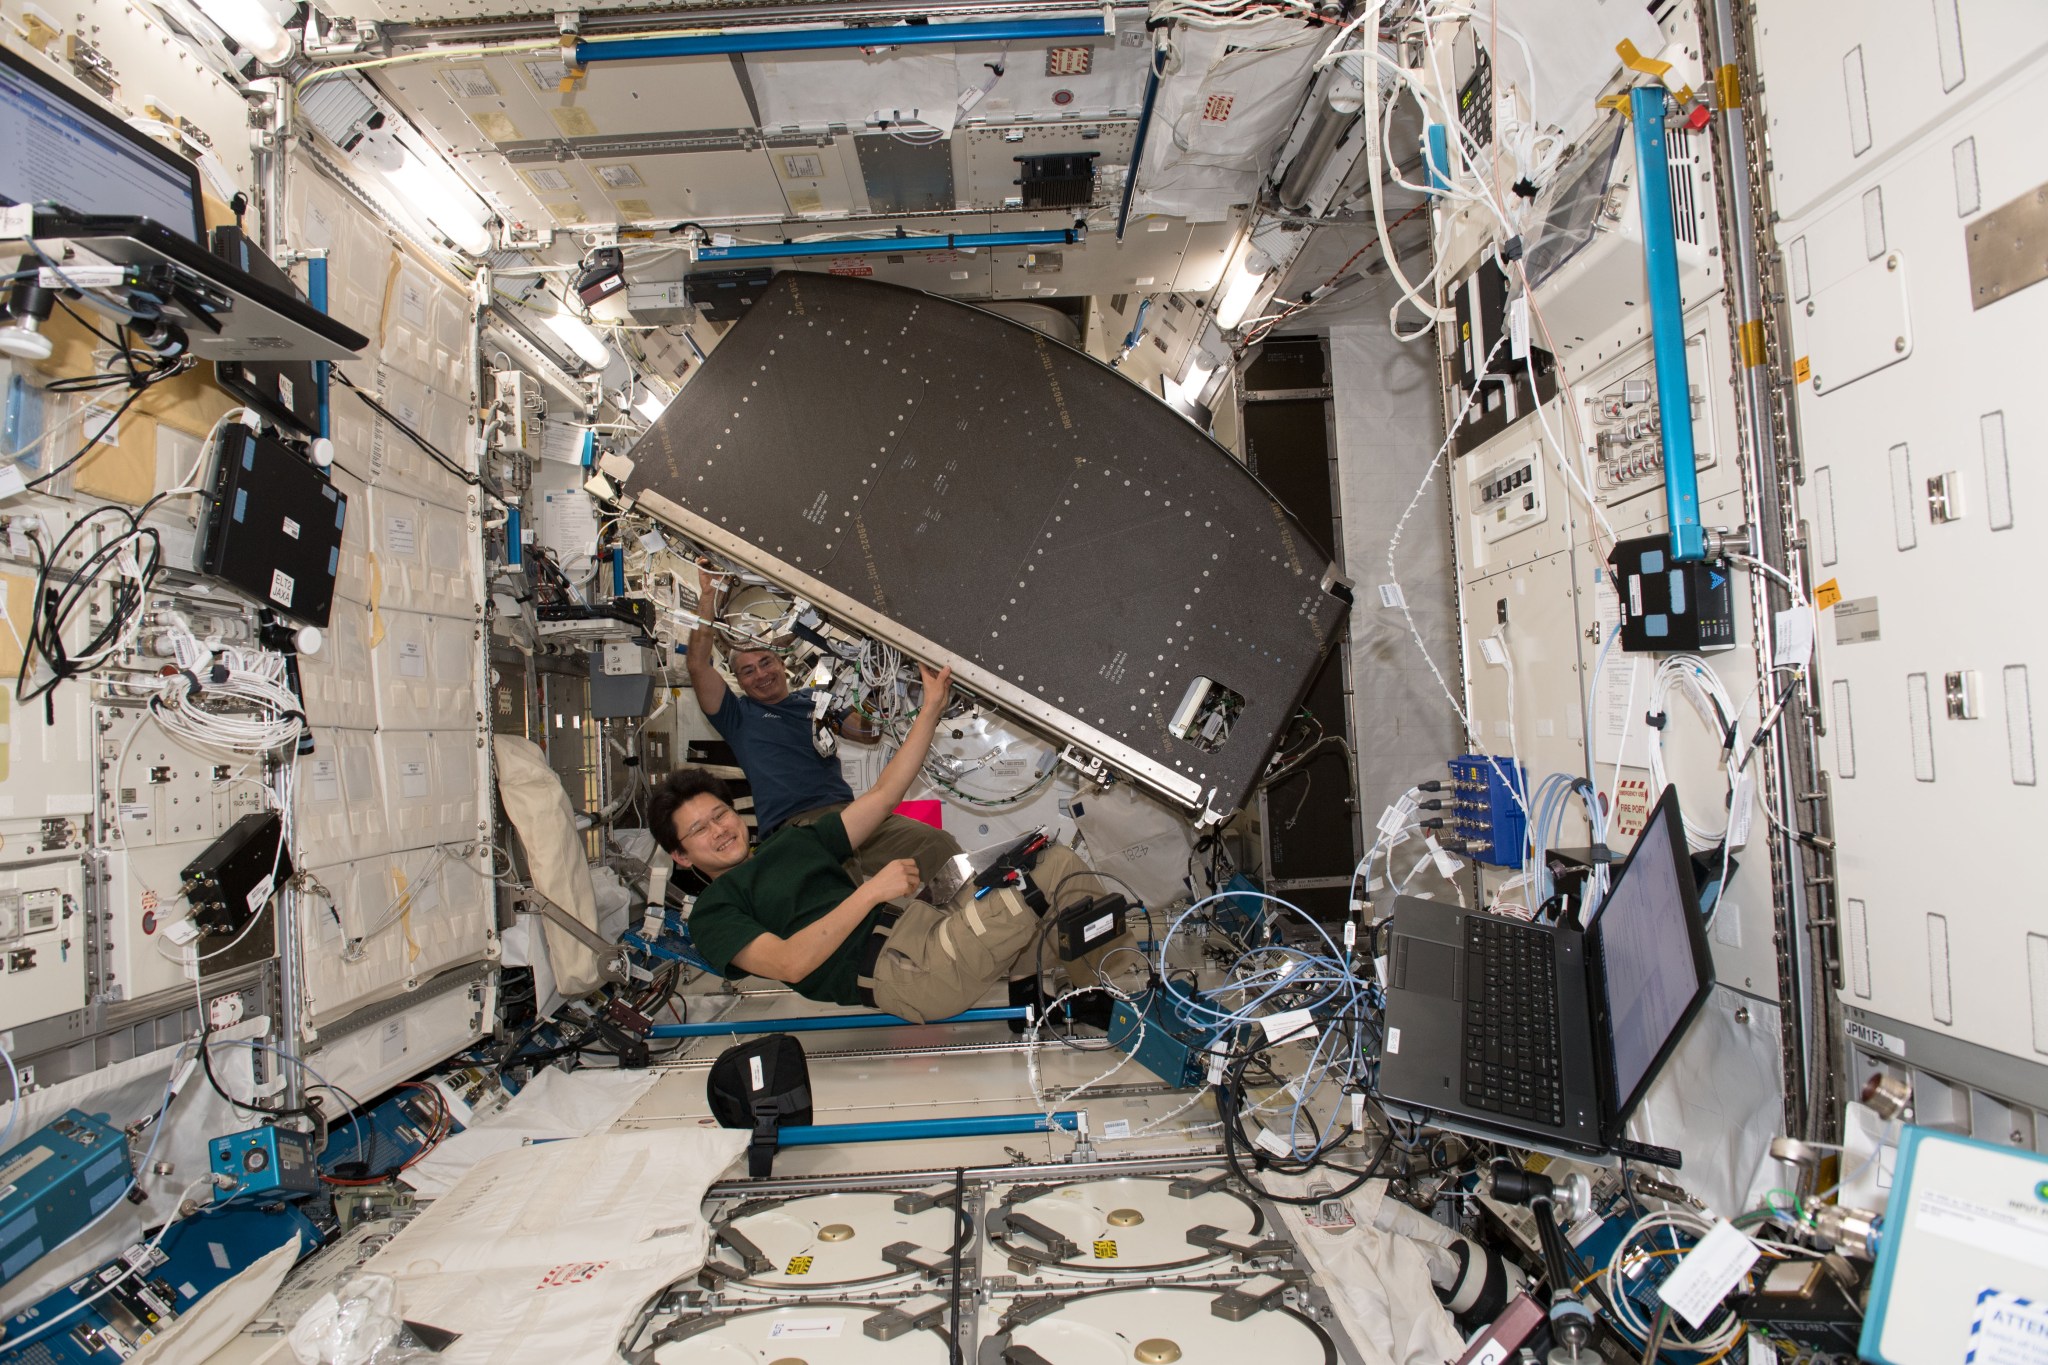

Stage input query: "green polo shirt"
[{"left": 687, "top": 813, "right": 879, "bottom": 1006}]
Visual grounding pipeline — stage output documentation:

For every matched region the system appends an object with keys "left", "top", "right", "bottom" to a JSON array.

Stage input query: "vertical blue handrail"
[{"left": 1629, "top": 85, "right": 1704, "bottom": 562}]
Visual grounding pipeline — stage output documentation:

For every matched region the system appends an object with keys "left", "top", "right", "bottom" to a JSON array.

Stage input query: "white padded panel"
[
  {"left": 365, "top": 487, "right": 481, "bottom": 617},
  {"left": 373, "top": 608, "right": 483, "bottom": 731},
  {"left": 296, "top": 728, "right": 390, "bottom": 873},
  {"left": 300, "top": 594, "right": 378, "bottom": 731},
  {"left": 300, "top": 846, "right": 492, "bottom": 1027},
  {"left": 377, "top": 728, "right": 483, "bottom": 851},
  {"left": 364, "top": 369, "right": 476, "bottom": 510},
  {"left": 378, "top": 257, "right": 470, "bottom": 395}
]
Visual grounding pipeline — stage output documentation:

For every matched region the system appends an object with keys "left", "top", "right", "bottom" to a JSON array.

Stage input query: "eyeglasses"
[{"left": 680, "top": 806, "right": 736, "bottom": 844}]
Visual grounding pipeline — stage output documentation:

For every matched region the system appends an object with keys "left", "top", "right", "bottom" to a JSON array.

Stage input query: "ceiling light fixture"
[
  {"left": 1214, "top": 250, "right": 1274, "bottom": 331},
  {"left": 190, "top": 0, "right": 294, "bottom": 65},
  {"left": 540, "top": 309, "right": 613, "bottom": 371}
]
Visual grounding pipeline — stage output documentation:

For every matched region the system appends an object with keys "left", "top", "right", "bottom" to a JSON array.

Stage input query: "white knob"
[
  {"left": 309, "top": 437, "right": 334, "bottom": 468},
  {"left": 295, "top": 626, "right": 324, "bottom": 655}
]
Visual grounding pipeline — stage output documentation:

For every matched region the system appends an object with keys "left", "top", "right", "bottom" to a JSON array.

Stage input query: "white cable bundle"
[
  {"left": 1645, "top": 655, "right": 1737, "bottom": 850},
  {"left": 148, "top": 614, "right": 305, "bottom": 758},
  {"left": 1151, "top": 0, "right": 1320, "bottom": 27}
]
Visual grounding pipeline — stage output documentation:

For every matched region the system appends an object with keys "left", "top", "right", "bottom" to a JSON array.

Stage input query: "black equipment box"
[
  {"left": 197, "top": 424, "right": 346, "bottom": 626},
  {"left": 1057, "top": 893, "right": 1129, "bottom": 962},
  {"left": 1608, "top": 535, "right": 1735, "bottom": 653},
  {"left": 180, "top": 811, "right": 291, "bottom": 938}
]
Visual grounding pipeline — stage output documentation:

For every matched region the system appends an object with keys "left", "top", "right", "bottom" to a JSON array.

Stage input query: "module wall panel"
[{"left": 1771, "top": 20, "right": 2048, "bottom": 1075}]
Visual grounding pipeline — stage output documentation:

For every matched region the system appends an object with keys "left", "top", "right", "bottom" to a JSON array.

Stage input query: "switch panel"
[{"left": 1470, "top": 446, "right": 1547, "bottom": 544}]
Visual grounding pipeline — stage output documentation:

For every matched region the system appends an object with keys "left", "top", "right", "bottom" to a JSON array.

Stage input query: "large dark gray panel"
[{"left": 631, "top": 273, "right": 1349, "bottom": 817}]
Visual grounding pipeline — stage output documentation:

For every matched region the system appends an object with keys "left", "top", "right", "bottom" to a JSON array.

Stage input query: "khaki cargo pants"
[
  {"left": 858, "top": 843, "right": 1134, "bottom": 1024},
  {"left": 783, "top": 804, "right": 964, "bottom": 885}
]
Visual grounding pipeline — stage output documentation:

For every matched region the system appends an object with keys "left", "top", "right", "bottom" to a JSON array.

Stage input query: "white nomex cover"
[{"left": 364, "top": 1127, "right": 749, "bottom": 1363}]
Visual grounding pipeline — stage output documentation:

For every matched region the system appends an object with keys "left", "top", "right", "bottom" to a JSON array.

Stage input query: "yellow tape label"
[
  {"left": 1616, "top": 39, "right": 1673, "bottom": 79},
  {"left": 1738, "top": 321, "right": 1767, "bottom": 368},
  {"left": 1794, "top": 356, "right": 1812, "bottom": 384},
  {"left": 1716, "top": 64, "right": 1740, "bottom": 109},
  {"left": 1815, "top": 579, "right": 1843, "bottom": 611}
]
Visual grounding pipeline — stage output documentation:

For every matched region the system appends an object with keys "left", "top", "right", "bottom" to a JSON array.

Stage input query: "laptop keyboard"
[{"left": 1463, "top": 917, "right": 1564, "bottom": 1126}]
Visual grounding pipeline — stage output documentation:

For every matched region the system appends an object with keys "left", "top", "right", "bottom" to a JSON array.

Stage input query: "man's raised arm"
[
  {"left": 839, "top": 664, "right": 952, "bottom": 851},
  {"left": 686, "top": 564, "right": 732, "bottom": 717}
]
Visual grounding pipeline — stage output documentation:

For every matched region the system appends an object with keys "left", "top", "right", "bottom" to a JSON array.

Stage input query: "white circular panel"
[
  {"left": 652, "top": 1302, "right": 953, "bottom": 1364},
  {"left": 989, "top": 1175, "right": 1261, "bottom": 1276},
  {"left": 1004, "top": 1287, "right": 1335, "bottom": 1365},
  {"left": 719, "top": 1191, "right": 964, "bottom": 1290}
]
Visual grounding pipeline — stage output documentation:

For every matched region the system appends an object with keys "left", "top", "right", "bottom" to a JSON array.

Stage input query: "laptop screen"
[
  {"left": 0, "top": 48, "right": 203, "bottom": 241},
  {"left": 1589, "top": 790, "right": 1706, "bottom": 1114}
]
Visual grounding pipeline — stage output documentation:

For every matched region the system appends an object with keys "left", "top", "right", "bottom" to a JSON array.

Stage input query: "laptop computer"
[
  {"left": 0, "top": 46, "right": 366, "bottom": 363},
  {"left": 1375, "top": 785, "right": 1713, "bottom": 1158}
]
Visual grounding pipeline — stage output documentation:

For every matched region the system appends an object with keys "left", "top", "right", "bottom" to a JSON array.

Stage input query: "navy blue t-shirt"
[{"left": 710, "top": 687, "right": 854, "bottom": 834}]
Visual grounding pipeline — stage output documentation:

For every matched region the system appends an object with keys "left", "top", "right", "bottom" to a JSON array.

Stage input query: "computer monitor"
[
  {"left": 1588, "top": 786, "right": 1713, "bottom": 1125},
  {"left": 0, "top": 45, "right": 204, "bottom": 242}
]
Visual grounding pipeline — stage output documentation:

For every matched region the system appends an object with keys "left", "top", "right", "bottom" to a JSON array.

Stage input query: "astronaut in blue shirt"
[{"left": 686, "top": 566, "right": 960, "bottom": 882}]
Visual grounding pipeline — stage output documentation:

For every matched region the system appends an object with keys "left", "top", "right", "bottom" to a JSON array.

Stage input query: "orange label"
[
  {"left": 1815, "top": 579, "right": 1843, "bottom": 610},
  {"left": 1794, "top": 356, "right": 1812, "bottom": 384}
]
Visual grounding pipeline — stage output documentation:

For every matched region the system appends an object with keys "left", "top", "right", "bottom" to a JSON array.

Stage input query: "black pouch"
[{"left": 706, "top": 1034, "right": 813, "bottom": 1177}]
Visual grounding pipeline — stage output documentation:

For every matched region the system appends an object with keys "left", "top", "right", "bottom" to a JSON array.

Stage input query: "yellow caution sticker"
[
  {"left": 786, "top": 1255, "right": 814, "bottom": 1275},
  {"left": 1794, "top": 356, "right": 1812, "bottom": 384},
  {"left": 1738, "top": 320, "right": 1767, "bottom": 368},
  {"left": 1815, "top": 579, "right": 1843, "bottom": 611},
  {"left": 1092, "top": 1239, "right": 1119, "bottom": 1260}
]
